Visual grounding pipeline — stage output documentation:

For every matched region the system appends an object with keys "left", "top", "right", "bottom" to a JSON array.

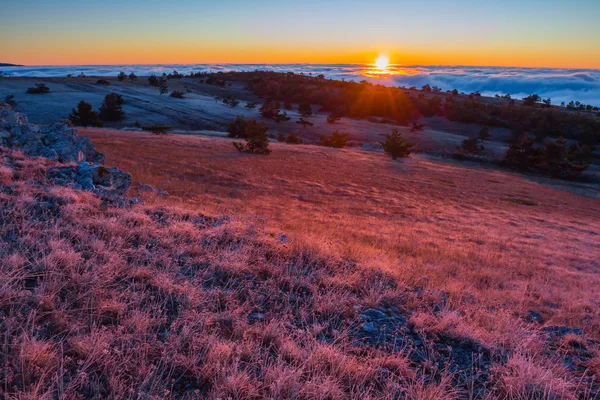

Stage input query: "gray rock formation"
[
  {"left": 0, "top": 104, "right": 104, "bottom": 163},
  {"left": 48, "top": 163, "right": 132, "bottom": 196}
]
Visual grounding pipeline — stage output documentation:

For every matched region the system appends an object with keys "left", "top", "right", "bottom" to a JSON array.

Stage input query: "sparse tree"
[
  {"left": 99, "top": 93, "right": 125, "bottom": 121},
  {"left": 381, "top": 129, "right": 414, "bottom": 159},
  {"left": 522, "top": 94, "right": 541, "bottom": 107},
  {"left": 117, "top": 72, "right": 127, "bottom": 81},
  {"left": 158, "top": 77, "right": 169, "bottom": 95},
  {"left": 230, "top": 117, "right": 271, "bottom": 155},
  {"left": 69, "top": 100, "right": 102, "bottom": 127},
  {"left": 129, "top": 72, "right": 137, "bottom": 81},
  {"left": 478, "top": 126, "right": 491, "bottom": 142},
  {"left": 320, "top": 130, "right": 348, "bottom": 148}
]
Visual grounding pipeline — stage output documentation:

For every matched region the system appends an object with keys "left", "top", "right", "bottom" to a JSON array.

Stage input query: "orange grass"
[{"left": 85, "top": 129, "right": 600, "bottom": 341}]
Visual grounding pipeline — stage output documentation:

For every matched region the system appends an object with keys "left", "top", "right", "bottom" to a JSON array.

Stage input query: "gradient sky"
[{"left": 1, "top": 0, "right": 599, "bottom": 68}]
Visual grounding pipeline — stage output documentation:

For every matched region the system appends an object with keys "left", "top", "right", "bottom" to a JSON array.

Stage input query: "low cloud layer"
[{"left": 2, "top": 64, "right": 599, "bottom": 106}]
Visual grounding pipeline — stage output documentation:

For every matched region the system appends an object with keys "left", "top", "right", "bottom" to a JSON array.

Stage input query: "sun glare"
[{"left": 375, "top": 55, "right": 390, "bottom": 70}]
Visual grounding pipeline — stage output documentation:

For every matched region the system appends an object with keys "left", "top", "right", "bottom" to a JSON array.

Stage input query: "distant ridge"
[{"left": 0, "top": 63, "right": 23, "bottom": 67}]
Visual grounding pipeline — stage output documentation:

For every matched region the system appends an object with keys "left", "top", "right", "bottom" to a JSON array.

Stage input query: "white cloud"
[{"left": 2, "top": 64, "right": 599, "bottom": 106}]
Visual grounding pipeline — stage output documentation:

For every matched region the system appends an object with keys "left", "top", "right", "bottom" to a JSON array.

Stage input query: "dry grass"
[
  {"left": 1, "top": 128, "right": 599, "bottom": 398},
  {"left": 85, "top": 129, "right": 600, "bottom": 341}
]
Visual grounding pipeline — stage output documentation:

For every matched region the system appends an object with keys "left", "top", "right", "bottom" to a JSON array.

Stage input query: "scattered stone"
[
  {"left": 134, "top": 181, "right": 169, "bottom": 196},
  {"left": 527, "top": 310, "right": 544, "bottom": 324},
  {"left": 48, "top": 162, "right": 132, "bottom": 196},
  {"left": 542, "top": 326, "right": 583, "bottom": 338},
  {"left": 247, "top": 313, "right": 265, "bottom": 324}
]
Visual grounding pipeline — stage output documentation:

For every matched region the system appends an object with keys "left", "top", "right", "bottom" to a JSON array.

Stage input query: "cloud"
[{"left": 2, "top": 64, "right": 599, "bottom": 106}]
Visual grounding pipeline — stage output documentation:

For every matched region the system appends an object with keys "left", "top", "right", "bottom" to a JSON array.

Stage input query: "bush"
[
  {"left": 285, "top": 132, "right": 302, "bottom": 144},
  {"left": 504, "top": 136, "right": 588, "bottom": 179},
  {"left": 522, "top": 94, "right": 541, "bottom": 107},
  {"left": 410, "top": 122, "right": 425, "bottom": 132},
  {"left": 274, "top": 111, "right": 291, "bottom": 123},
  {"left": 298, "top": 102, "right": 312, "bottom": 117},
  {"left": 129, "top": 72, "right": 137, "bottom": 81},
  {"left": 26, "top": 83, "right": 50, "bottom": 94},
  {"left": 381, "top": 129, "right": 414, "bottom": 159},
  {"left": 170, "top": 90, "right": 185, "bottom": 99},
  {"left": 99, "top": 93, "right": 125, "bottom": 121},
  {"left": 69, "top": 100, "right": 102, "bottom": 127},
  {"left": 117, "top": 72, "right": 127, "bottom": 81},
  {"left": 327, "top": 115, "right": 341, "bottom": 124},
  {"left": 158, "top": 78, "right": 169, "bottom": 95},
  {"left": 461, "top": 137, "right": 483, "bottom": 154},
  {"left": 296, "top": 118, "right": 314, "bottom": 128},
  {"left": 96, "top": 79, "right": 110, "bottom": 85},
  {"left": 320, "top": 130, "right": 348, "bottom": 148},
  {"left": 230, "top": 117, "right": 271, "bottom": 155},
  {"left": 259, "top": 100, "right": 280, "bottom": 118},
  {"left": 148, "top": 75, "right": 159, "bottom": 86},
  {"left": 142, "top": 125, "right": 171, "bottom": 134},
  {"left": 222, "top": 95, "right": 239, "bottom": 107},
  {"left": 4, "top": 94, "right": 17, "bottom": 107}
]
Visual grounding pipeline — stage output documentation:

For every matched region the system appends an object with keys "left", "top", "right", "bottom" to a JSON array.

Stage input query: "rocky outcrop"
[
  {"left": 1, "top": 104, "right": 133, "bottom": 203},
  {"left": 48, "top": 163, "right": 132, "bottom": 196},
  {"left": 0, "top": 104, "right": 104, "bottom": 163}
]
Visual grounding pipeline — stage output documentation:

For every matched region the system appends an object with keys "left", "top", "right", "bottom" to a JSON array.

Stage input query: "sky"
[{"left": 1, "top": 0, "right": 599, "bottom": 68}]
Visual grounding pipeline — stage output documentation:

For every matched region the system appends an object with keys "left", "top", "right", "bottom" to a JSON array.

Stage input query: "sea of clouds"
[{"left": 2, "top": 64, "right": 599, "bottom": 106}]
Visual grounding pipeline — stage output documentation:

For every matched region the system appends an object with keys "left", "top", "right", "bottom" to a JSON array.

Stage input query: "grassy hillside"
[{"left": 1, "top": 130, "right": 599, "bottom": 398}]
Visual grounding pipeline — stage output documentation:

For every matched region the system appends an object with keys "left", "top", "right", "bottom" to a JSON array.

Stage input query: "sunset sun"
[{"left": 375, "top": 55, "right": 390, "bottom": 69}]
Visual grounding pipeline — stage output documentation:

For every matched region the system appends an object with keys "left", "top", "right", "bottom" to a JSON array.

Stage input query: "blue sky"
[{"left": 1, "top": 0, "right": 599, "bottom": 67}]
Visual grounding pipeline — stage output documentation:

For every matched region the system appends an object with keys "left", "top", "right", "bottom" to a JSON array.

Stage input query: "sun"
[{"left": 375, "top": 55, "right": 390, "bottom": 70}]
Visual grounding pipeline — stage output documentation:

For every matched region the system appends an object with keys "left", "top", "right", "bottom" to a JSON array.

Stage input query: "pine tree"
[
  {"left": 69, "top": 100, "right": 102, "bottom": 127},
  {"left": 382, "top": 129, "right": 414, "bottom": 159},
  {"left": 129, "top": 72, "right": 137, "bottom": 81},
  {"left": 99, "top": 93, "right": 125, "bottom": 121}
]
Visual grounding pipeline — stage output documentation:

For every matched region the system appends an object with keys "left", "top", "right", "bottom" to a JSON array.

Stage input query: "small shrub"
[
  {"left": 69, "top": 100, "right": 102, "bottom": 127},
  {"left": 222, "top": 95, "right": 239, "bottom": 107},
  {"left": 326, "top": 115, "right": 341, "bottom": 124},
  {"left": 381, "top": 129, "right": 414, "bottom": 159},
  {"left": 26, "top": 83, "right": 50, "bottom": 94},
  {"left": 461, "top": 137, "right": 484, "bottom": 154},
  {"left": 410, "top": 122, "right": 425, "bottom": 132},
  {"left": 320, "top": 130, "right": 348, "bottom": 148},
  {"left": 4, "top": 94, "right": 17, "bottom": 107},
  {"left": 285, "top": 132, "right": 302, "bottom": 144},
  {"left": 96, "top": 79, "right": 110, "bottom": 85},
  {"left": 298, "top": 102, "right": 312, "bottom": 117},
  {"left": 117, "top": 72, "right": 127, "bottom": 81},
  {"left": 129, "top": 72, "right": 137, "bottom": 81},
  {"left": 274, "top": 111, "right": 291, "bottom": 123},
  {"left": 148, "top": 75, "right": 159, "bottom": 86},
  {"left": 170, "top": 90, "right": 185, "bottom": 99},
  {"left": 158, "top": 78, "right": 169, "bottom": 95},
  {"left": 99, "top": 93, "right": 125, "bottom": 121}
]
